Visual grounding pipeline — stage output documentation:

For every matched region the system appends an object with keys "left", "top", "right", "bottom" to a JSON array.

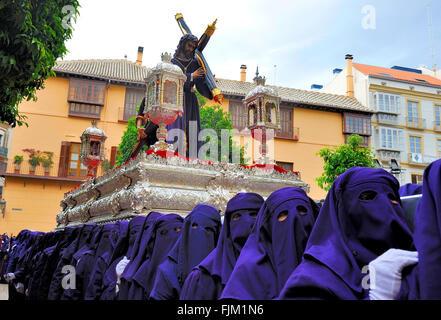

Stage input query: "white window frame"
[
  {"left": 435, "top": 105, "right": 441, "bottom": 126},
  {"left": 409, "top": 136, "right": 422, "bottom": 154},
  {"left": 373, "top": 92, "right": 401, "bottom": 113},
  {"left": 379, "top": 127, "right": 403, "bottom": 150}
]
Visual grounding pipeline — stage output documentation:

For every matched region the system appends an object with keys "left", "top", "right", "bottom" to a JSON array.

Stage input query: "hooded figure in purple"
[
  {"left": 278, "top": 167, "right": 414, "bottom": 300},
  {"left": 99, "top": 216, "right": 146, "bottom": 300},
  {"left": 180, "top": 193, "right": 264, "bottom": 300},
  {"left": 48, "top": 224, "right": 96, "bottom": 300},
  {"left": 411, "top": 159, "right": 441, "bottom": 299},
  {"left": 62, "top": 222, "right": 122, "bottom": 300},
  {"left": 129, "top": 214, "right": 184, "bottom": 300},
  {"left": 84, "top": 221, "right": 129, "bottom": 300},
  {"left": 221, "top": 187, "right": 319, "bottom": 300},
  {"left": 399, "top": 183, "right": 423, "bottom": 197},
  {"left": 117, "top": 211, "right": 164, "bottom": 300},
  {"left": 149, "top": 204, "right": 221, "bottom": 300}
]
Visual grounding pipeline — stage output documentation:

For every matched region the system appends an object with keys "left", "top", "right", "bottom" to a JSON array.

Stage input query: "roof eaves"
[
  {"left": 53, "top": 69, "right": 146, "bottom": 86},
  {"left": 369, "top": 75, "right": 441, "bottom": 89}
]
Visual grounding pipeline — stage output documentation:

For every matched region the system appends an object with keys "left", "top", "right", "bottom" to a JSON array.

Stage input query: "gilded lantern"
[
  {"left": 243, "top": 75, "right": 281, "bottom": 164},
  {"left": 80, "top": 121, "right": 107, "bottom": 178},
  {"left": 145, "top": 52, "right": 186, "bottom": 151}
]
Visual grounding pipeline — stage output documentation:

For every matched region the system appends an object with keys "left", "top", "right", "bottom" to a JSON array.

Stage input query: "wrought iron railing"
[
  {"left": 1, "top": 157, "right": 105, "bottom": 178},
  {"left": 407, "top": 153, "right": 438, "bottom": 166}
]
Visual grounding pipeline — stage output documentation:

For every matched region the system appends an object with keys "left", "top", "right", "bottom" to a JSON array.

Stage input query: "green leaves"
[
  {"left": 115, "top": 96, "right": 249, "bottom": 166},
  {"left": 115, "top": 117, "right": 145, "bottom": 167},
  {"left": 316, "top": 134, "right": 376, "bottom": 191},
  {"left": 0, "top": 0, "right": 80, "bottom": 127},
  {"left": 200, "top": 103, "right": 248, "bottom": 165}
]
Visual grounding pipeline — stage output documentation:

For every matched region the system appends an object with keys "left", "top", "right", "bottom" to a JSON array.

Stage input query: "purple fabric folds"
[
  {"left": 414, "top": 159, "right": 441, "bottom": 299},
  {"left": 130, "top": 214, "right": 184, "bottom": 299},
  {"left": 118, "top": 212, "right": 163, "bottom": 300},
  {"left": 150, "top": 204, "right": 221, "bottom": 300},
  {"left": 278, "top": 167, "right": 414, "bottom": 300},
  {"left": 220, "top": 187, "right": 319, "bottom": 300},
  {"left": 99, "top": 216, "right": 146, "bottom": 300},
  {"left": 399, "top": 183, "right": 423, "bottom": 197},
  {"left": 180, "top": 192, "right": 264, "bottom": 300}
]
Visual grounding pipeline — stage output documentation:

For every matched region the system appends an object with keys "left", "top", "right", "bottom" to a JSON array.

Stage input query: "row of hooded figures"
[{"left": 1, "top": 159, "right": 440, "bottom": 300}]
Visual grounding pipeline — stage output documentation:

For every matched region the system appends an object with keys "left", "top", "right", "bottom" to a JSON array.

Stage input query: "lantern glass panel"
[
  {"left": 163, "top": 80, "right": 177, "bottom": 105},
  {"left": 90, "top": 141, "right": 100, "bottom": 156},
  {"left": 147, "top": 83, "right": 155, "bottom": 106},
  {"left": 266, "top": 102, "right": 276, "bottom": 123},
  {"left": 248, "top": 105, "right": 257, "bottom": 126},
  {"left": 81, "top": 141, "right": 86, "bottom": 155}
]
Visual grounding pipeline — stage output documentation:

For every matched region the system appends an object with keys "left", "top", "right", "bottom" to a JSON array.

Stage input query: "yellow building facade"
[{"left": 0, "top": 57, "right": 371, "bottom": 234}]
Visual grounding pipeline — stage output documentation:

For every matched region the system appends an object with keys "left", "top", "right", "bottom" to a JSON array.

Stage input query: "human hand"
[
  {"left": 137, "top": 128, "right": 147, "bottom": 140},
  {"left": 15, "top": 282, "right": 24, "bottom": 294},
  {"left": 115, "top": 256, "right": 130, "bottom": 282},
  {"left": 368, "top": 249, "right": 418, "bottom": 300},
  {"left": 4, "top": 273, "right": 15, "bottom": 283},
  {"left": 191, "top": 67, "right": 205, "bottom": 80}
]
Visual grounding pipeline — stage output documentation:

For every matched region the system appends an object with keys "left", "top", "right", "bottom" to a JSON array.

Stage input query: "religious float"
[{"left": 55, "top": 16, "right": 310, "bottom": 230}]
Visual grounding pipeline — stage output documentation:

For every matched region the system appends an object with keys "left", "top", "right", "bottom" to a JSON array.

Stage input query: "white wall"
[{"left": 321, "top": 69, "right": 347, "bottom": 96}]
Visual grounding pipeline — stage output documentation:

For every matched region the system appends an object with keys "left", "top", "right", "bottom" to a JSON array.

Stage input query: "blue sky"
[{"left": 63, "top": 0, "right": 441, "bottom": 90}]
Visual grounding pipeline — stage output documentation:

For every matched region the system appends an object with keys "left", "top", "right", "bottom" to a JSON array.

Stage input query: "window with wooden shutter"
[
  {"left": 343, "top": 113, "right": 371, "bottom": 136},
  {"left": 276, "top": 161, "right": 293, "bottom": 172},
  {"left": 124, "top": 88, "right": 145, "bottom": 121},
  {"left": 110, "top": 146, "right": 118, "bottom": 168},
  {"left": 276, "top": 106, "right": 293, "bottom": 139},
  {"left": 411, "top": 174, "right": 423, "bottom": 185},
  {"left": 344, "top": 134, "right": 370, "bottom": 147},
  {"left": 68, "top": 78, "right": 106, "bottom": 119},
  {"left": 229, "top": 100, "right": 247, "bottom": 131},
  {"left": 58, "top": 142, "right": 71, "bottom": 177}
]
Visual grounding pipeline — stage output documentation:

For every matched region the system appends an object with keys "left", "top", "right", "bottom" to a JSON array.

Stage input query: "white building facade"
[{"left": 321, "top": 56, "right": 441, "bottom": 186}]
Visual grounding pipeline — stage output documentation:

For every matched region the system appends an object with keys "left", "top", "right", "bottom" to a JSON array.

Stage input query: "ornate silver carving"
[{"left": 56, "top": 152, "right": 309, "bottom": 229}]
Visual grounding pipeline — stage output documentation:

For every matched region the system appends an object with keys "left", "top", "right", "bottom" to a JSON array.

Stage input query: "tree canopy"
[
  {"left": 315, "top": 134, "right": 376, "bottom": 191},
  {"left": 197, "top": 91, "right": 248, "bottom": 165},
  {"left": 115, "top": 91, "right": 248, "bottom": 166},
  {"left": 115, "top": 116, "right": 146, "bottom": 167},
  {"left": 0, "top": 0, "right": 80, "bottom": 127}
]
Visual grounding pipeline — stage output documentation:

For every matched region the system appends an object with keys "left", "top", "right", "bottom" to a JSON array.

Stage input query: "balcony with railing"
[
  {"left": 406, "top": 117, "right": 426, "bottom": 130},
  {"left": 407, "top": 153, "right": 439, "bottom": 166},
  {"left": 275, "top": 127, "right": 300, "bottom": 141},
  {"left": 0, "top": 157, "right": 105, "bottom": 181},
  {"left": 375, "top": 148, "right": 401, "bottom": 163},
  {"left": 375, "top": 113, "right": 400, "bottom": 126}
]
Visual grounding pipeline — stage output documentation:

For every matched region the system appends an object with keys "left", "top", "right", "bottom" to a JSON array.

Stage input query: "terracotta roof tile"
[
  {"left": 52, "top": 59, "right": 370, "bottom": 113},
  {"left": 53, "top": 59, "right": 150, "bottom": 84},
  {"left": 215, "top": 78, "right": 371, "bottom": 113},
  {"left": 353, "top": 63, "right": 441, "bottom": 87}
]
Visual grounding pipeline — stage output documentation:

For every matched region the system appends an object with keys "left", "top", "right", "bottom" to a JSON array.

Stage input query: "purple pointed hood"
[{"left": 221, "top": 187, "right": 319, "bottom": 300}]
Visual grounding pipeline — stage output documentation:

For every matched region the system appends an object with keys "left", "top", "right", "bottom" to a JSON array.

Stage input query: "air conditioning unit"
[{"left": 411, "top": 153, "right": 423, "bottom": 163}]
